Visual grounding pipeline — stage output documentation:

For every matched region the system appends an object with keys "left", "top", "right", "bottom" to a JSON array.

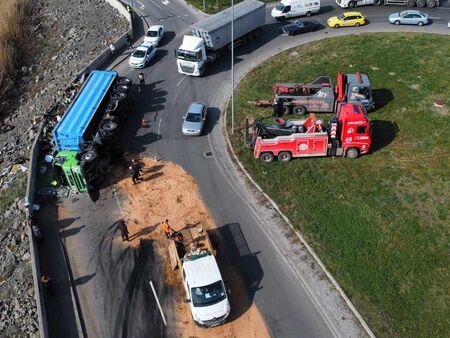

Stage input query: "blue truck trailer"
[{"left": 53, "top": 70, "right": 131, "bottom": 192}]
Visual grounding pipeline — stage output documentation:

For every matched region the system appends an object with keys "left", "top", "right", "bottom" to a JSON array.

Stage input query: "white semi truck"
[
  {"left": 176, "top": 0, "right": 265, "bottom": 76},
  {"left": 336, "top": 0, "right": 439, "bottom": 8}
]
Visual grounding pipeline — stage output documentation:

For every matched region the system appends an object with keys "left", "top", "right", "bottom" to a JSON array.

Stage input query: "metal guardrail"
[{"left": 24, "top": 1, "right": 133, "bottom": 337}]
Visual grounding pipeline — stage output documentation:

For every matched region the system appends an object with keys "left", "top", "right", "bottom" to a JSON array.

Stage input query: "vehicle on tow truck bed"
[{"left": 246, "top": 103, "right": 372, "bottom": 162}]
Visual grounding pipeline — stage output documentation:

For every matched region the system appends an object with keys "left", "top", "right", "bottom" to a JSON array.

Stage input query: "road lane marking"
[
  {"left": 149, "top": 281, "right": 167, "bottom": 326},
  {"left": 137, "top": 0, "right": 145, "bottom": 9},
  {"left": 113, "top": 188, "right": 125, "bottom": 217},
  {"left": 177, "top": 75, "right": 187, "bottom": 86},
  {"left": 429, "top": 17, "right": 441, "bottom": 19},
  {"left": 158, "top": 118, "right": 162, "bottom": 140}
]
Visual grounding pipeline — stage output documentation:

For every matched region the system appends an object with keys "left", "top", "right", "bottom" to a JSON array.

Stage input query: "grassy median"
[{"left": 229, "top": 33, "right": 450, "bottom": 337}]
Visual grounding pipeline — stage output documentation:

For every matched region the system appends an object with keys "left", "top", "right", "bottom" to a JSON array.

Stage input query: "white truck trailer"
[
  {"left": 168, "top": 226, "right": 231, "bottom": 327},
  {"left": 336, "top": 0, "right": 439, "bottom": 8},
  {"left": 176, "top": 0, "right": 265, "bottom": 76}
]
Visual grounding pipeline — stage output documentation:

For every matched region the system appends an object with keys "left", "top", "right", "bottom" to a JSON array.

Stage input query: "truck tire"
[
  {"left": 283, "top": 105, "right": 292, "bottom": 115},
  {"left": 111, "top": 91, "right": 127, "bottom": 101},
  {"left": 259, "top": 152, "right": 274, "bottom": 164},
  {"left": 374, "top": 0, "right": 383, "bottom": 5},
  {"left": 118, "top": 77, "right": 132, "bottom": 86},
  {"left": 426, "top": 0, "right": 436, "bottom": 7},
  {"left": 81, "top": 150, "right": 97, "bottom": 163},
  {"left": 406, "top": 0, "right": 415, "bottom": 7},
  {"left": 278, "top": 151, "right": 292, "bottom": 162},
  {"left": 305, "top": 11, "right": 312, "bottom": 17},
  {"left": 114, "top": 84, "right": 130, "bottom": 93},
  {"left": 293, "top": 105, "right": 307, "bottom": 115},
  {"left": 417, "top": 0, "right": 426, "bottom": 6},
  {"left": 100, "top": 121, "right": 118, "bottom": 134},
  {"left": 348, "top": 1, "right": 356, "bottom": 7},
  {"left": 346, "top": 148, "right": 359, "bottom": 159}
]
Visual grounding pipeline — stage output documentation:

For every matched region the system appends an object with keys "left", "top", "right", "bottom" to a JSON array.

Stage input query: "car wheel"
[
  {"left": 355, "top": 23, "right": 360, "bottom": 27},
  {"left": 346, "top": 148, "right": 359, "bottom": 159},
  {"left": 394, "top": 20, "right": 400, "bottom": 25},
  {"left": 278, "top": 151, "right": 292, "bottom": 162},
  {"left": 259, "top": 152, "right": 274, "bottom": 164},
  {"left": 349, "top": 1, "right": 356, "bottom": 7},
  {"left": 305, "top": 11, "right": 311, "bottom": 17},
  {"left": 334, "top": 24, "right": 340, "bottom": 29},
  {"left": 417, "top": 21, "right": 424, "bottom": 26}
]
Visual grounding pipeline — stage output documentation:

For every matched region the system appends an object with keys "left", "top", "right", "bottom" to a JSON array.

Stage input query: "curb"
[{"left": 221, "top": 40, "right": 376, "bottom": 338}]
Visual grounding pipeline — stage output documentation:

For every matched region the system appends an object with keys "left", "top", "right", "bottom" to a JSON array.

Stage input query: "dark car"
[{"left": 282, "top": 19, "right": 322, "bottom": 35}]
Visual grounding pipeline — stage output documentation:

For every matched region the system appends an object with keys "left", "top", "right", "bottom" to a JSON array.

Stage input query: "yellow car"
[{"left": 327, "top": 12, "right": 366, "bottom": 28}]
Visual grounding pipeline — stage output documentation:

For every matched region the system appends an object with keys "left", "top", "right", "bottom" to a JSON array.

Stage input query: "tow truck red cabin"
[{"left": 246, "top": 103, "right": 371, "bottom": 163}]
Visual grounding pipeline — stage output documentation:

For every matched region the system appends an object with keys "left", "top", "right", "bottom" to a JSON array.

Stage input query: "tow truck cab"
[
  {"left": 182, "top": 254, "right": 230, "bottom": 327},
  {"left": 337, "top": 71, "right": 374, "bottom": 111},
  {"left": 336, "top": 103, "right": 371, "bottom": 156}
]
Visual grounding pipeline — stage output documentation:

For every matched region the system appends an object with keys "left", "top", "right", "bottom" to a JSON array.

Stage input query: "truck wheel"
[
  {"left": 406, "top": 0, "right": 415, "bottom": 6},
  {"left": 417, "top": 0, "right": 426, "bottom": 6},
  {"left": 348, "top": 1, "right": 356, "bottom": 7},
  {"left": 374, "top": 0, "right": 383, "bottom": 5},
  {"left": 111, "top": 91, "right": 127, "bottom": 101},
  {"left": 259, "top": 152, "right": 274, "bottom": 163},
  {"left": 81, "top": 150, "right": 97, "bottom": 163},
  {"left": 346, "top": 148, "right": 359, "bottom": 159},
  {"left": 426, "top": 0, "right": 436, "bottom": 7},
  {"left": 114, "top": 84, "right": 130, "bottom": 93},
  {"left": 278, "top": 151, "right": 292, "bottom": 162},
  {"left": 305, "top": 11, "right": 312, "bottom": 17},
  {"left": 394, "top": 20, "right": 400, "bottom": 25},
  {"left": 283, "top": 105, "right": 292, "bottom": 115},
  {"left": 118, "top": 77, "right": 132, "bottom": 86},
  {"left": 101, "top": 121, "right": 118, "bottom": 133},
  {"left": 293, "top": 106, "right": 306, "bottom": 115}
]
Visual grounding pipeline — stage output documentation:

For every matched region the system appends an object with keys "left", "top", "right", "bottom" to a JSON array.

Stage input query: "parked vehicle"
[
  {"left": 53, "top": 70, "right": 132, "bottom": 192},
  {"left": 336, "top": 0, "right": 439, "bottom": 8},
  {"left": 388, "top": 10, "right": 429, "bottom": 25},
  {"left": 281, "top": 19, "right": 323, "bottom": 35},
  {"left": 144, "top": 25, "right": 165, "bottom": 46},
  {"left": 182, "top": 102, "right": 208, "bottom": 136},
  {"left": 271, "top": 0, "right": 320, "bottom": 20},
  {"left": 168, "top": 225, "right": 230, "bottom": 327},
  {"left": 176, "top": 0, "right": 265, "bottom": 76},
  {"left": 129, "top": 43, "right": 157, "bottom": 68},
  {"left": 245, "top": 103, "right": 372, "bottom": 162},
  {"left": 268, "top": 72, "right": 374, "bottom": 116},
  {"left": 327, "top": 11, "right": 367, "bottom": 28}
]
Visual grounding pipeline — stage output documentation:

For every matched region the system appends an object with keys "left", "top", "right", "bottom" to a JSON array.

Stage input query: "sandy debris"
[{"left": 117, "top": 158, "right": 270, "bottom": 338}]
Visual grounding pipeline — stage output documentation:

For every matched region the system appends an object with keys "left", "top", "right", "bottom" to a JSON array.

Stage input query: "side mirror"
[
  {"left": 184, "top": 298, "right": 191, "bottom": 303},
  {"left": 182, "top": 116, "right": 185, "bottom": 119}
]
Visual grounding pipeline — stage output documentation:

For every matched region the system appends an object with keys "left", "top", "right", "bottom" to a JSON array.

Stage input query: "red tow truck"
[
  {"left": 245, "top": 103, "right": 372, "bottom": 162},
  {"left": 266, "top": 72, "right": 374, "bottom": 116}
]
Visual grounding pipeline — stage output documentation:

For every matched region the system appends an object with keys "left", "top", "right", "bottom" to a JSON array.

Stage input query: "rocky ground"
[{"left": 0, "top": 0, "right": 128, "bottom": 335}]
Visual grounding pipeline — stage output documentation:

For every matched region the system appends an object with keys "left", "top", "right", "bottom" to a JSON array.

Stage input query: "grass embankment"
[
  {"left": 0, "top": 0, "right": 31, "bottom": 115},
  {"left": 229, "top": 33, "right": 450, "bottom": 337},
  {"left": 186, "top": 0, "right": 271, "bottom": 14}
]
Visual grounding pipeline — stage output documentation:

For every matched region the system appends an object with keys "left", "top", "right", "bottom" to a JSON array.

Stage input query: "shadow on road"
[
  {"left": 58, "top": 217, "right": 80, "bottom": 229},
  {"left": 204, "top": 107, "right": 221, "bottom": 135},
  {"left": 73, "top": 273, "right": 96, "bottom": 286},
  {"left": 372, "top": 88, "right": 394, "bottom": 111},
  {"left": 158, "top": 31, "right": 176, "bottom": 47},
  {"left": 208, "top": 223, "right": 263, "bottom": 322},
  {"left": 129, "top": 223, "right": 159, "bottom": 241},
  {"left": 60, "top": 225, "right": 86, "bottom": 238}
]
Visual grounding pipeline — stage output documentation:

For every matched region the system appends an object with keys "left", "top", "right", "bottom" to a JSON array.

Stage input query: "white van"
[{"left": 271, "top": 0, "right": 320, "bottom": 20}]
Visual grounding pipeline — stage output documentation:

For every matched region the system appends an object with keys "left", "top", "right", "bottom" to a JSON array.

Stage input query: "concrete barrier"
[{"left": 25, "top": 1, "right": 134, "bottom": 337}]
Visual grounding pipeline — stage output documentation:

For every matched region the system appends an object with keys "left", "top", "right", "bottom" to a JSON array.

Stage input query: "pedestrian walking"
[
  {"left": 129, "top": 159, "right": 143, "bottom": 184},
  {"left": 162, "top": 219, "right": 174, "bottom": 239},
  {"left": 125, "top": 33, "right": 132, "bottom": 48},
  {"left": 118, "top": 219, "right": 129, "bottom": 241},
  {"left": 41, "top": 275, "right": 53, "bottom": 294},
  {"left": 138, "top": 72, "right": 145, "bottom": 92}
]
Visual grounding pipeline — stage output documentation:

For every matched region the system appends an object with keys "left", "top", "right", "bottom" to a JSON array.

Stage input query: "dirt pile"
[{"left": 117, "top": 157, "right": 270, "bottom": 338}]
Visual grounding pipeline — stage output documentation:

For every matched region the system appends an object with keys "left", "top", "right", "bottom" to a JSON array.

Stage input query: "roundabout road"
[{"left": 59, "top": 0, "right": 449, "bottom": 337}]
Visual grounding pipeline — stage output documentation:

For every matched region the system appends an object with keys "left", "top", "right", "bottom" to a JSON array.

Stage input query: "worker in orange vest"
[{"left": 162, "top": 219, "right": 174, "bottom": 239}]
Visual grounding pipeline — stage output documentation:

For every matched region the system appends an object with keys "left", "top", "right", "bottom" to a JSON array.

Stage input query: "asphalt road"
[{"left": 55, "top": 1, "right": 450, "bottom": 337}]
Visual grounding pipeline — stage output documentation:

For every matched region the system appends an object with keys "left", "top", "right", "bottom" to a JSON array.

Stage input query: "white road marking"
[
  {"left": 113, "top": 189, "right": 125, "bottom": 217},
  {"left": 177, "top": 75, "right": 187, "bottom": 86},
  {"left": 137, "top": 0, "right": 145, "bottom": 9},
  {"left": 162, "top": 0, "right": 170, "bottom": 5},
  {"left": 429, "top": 17, "right": 441, "bottom": 19},
  {"left": 157, "top": 118, "right": 162, "bottom": 139},
  {"left": 149, "top": 281, "right": 167, "bottom": 326}
]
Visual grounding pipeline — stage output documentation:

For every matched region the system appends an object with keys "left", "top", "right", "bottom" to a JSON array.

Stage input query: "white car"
[
  {"left": 128, "top": 43, "right": 157, "bottom": 68},
  {"left": 144, "top": 25, "right": 165, "bottom": 46}
]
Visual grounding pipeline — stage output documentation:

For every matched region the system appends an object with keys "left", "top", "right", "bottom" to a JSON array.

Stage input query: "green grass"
[
  {"left": 186, "top": 0, "right": 271, "bottom": 14},
  {"left": 229, "top": 33, "right": 450, "bottom": 337}
]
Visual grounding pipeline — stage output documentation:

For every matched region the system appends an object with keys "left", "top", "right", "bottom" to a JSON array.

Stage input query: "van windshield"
[
  {"left": 191, "top": 281, "right": 226, "bottom": 307},
  {"left": 275, "top": 3, "right": 285, "bottom": 11}
]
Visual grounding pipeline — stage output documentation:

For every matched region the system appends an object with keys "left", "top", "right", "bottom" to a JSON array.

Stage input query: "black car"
[{"left": 281, "top": 19, "right": 322, "bottom": 36}]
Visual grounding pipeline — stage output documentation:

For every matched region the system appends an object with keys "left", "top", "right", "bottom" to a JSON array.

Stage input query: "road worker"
[{"left": 162, "top": 219, "right": 174, "bottom": 239}]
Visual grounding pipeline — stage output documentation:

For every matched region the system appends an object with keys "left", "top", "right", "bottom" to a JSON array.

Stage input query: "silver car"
[
  {"left": 182, "top": 102, "right": 207, "bottom": 136},
  {"left": 389, "top": 10, "right": 429, "bottom": 26}
]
